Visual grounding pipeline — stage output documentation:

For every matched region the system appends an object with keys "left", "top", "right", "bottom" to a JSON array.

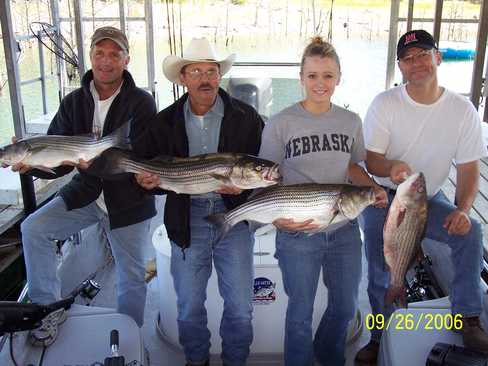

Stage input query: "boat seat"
[
  {"left": 408, "top": 296, "right": 451, "bottom": 309},
  {"left": 0, "top": 304, "right": 143, "bottom": 366}
]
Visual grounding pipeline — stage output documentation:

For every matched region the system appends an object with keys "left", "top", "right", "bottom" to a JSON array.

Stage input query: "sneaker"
[
  {"left": 28, "top": 308, "right": 67, "bottom": 347},
  {"left": 460, "top": 316, "right": 488, "bottom": 355},
  {"left": 354, "top": 340, "right": 379, "bottom": 365}
]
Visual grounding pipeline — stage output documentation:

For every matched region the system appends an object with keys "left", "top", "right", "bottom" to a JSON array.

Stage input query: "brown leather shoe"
[
  {"left": 354, "top": 340, "right": 379, "bottom": 365},
  {"left": 461, "top": 316, "right": 488, "bottom": 355}
]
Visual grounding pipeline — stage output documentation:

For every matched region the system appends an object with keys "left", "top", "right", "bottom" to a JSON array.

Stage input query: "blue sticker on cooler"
[{"left": 253, "top": 277, "right": 276, "bottom": 304}]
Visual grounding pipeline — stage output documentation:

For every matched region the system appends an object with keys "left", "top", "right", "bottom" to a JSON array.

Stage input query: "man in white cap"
[
  {"left": 134, "top": 37, "right": 264, "bottom": 366},
  {"left": 10, "top": 26, "right": 156, "bottom": 343}
]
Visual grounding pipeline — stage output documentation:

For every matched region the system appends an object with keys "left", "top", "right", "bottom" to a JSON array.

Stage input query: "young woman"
[{"left": 259, "top": 37, "right": 387, "bottom": 366}]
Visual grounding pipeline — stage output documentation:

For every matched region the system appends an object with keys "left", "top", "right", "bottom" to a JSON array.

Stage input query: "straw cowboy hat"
[{"left": 163, "top": 37, "right": 236, "bottom": 85}]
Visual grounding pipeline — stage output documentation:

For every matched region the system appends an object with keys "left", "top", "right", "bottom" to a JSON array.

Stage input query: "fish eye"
[{"left": 255, "top": 165, "right": 262, "bottom": 171}]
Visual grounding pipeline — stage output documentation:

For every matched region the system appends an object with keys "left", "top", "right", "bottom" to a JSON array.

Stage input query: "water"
[{"left": 0, "top": 37, "right": 476, "bottom": 146}]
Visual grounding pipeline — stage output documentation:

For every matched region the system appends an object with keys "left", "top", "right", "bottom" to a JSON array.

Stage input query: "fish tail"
[
  {"left": 205, "top": 213, "right": 232, "bottom": 243},
  {"left": 86, "top": 148, "right": 131, "bottom": 179},
  {"left": 385, "top": 285, "right": 407, "bottom": 308},
  {"left": 108, "top": 120, "right": 132, "bottom": 149}
]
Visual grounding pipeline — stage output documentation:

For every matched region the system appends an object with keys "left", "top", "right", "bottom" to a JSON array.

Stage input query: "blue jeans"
[
  {"left": 21, "top": 196, "right": 151, "bottom": 327},
  {"left": 275, "top": 221, "right": 362, "bottom": 366},
  {"left": 170, "top": 198, "right": 254, "bottom": 365},
  {"left": 360, "top": 190, "right": 484, "bottom": 342}
]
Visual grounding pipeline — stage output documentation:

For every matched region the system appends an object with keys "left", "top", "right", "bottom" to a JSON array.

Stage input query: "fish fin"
[
  {"left": 28, "top": 146, "right": 47, "bottom": 154},
  {"left": 247, "top": 188, "right": 262, "bottom": 200},
  {"left": 209, "top": 173, "right": 232, "bottom": 184},
  {"left": 85, "top": 148, "right": 131, "bottom": 179},
  {"left": 383, "top": 208, "right": 391, "bottom": 236},
  {"left": 414, "top": 246, "right": 425, "bottom": 263},
  {"left": 106, "top": 119, "right": 132, "bottom": 149},
  {"left": 385, "top": 285, "right": 407, "bottom": 308},
  {"left": 248, "top": 221, "right": 269, "bottom": 235},
  {"left": 170, "top": 187, "right": 184, "bottom": 194},
  {"left": 247, "top": 187, "right": 267, "bottom": 200},
  {"left": 32, "top": 166, "right": 56, "bottom": 174},
  {"left": 148, "top": 155, "right": 174, "bottom": 164},
  {"left": 205, "top": 213, "right": 232, "bottom": 243},
  {"left": 77, "top": 132, "right": 99, "bottom": 139},
  {"left": 327, "top": 208, "right": 340, "bottom": 226},
  {"left": 396, "top": 207, "right": 406, "bottom": 228},
  {"left": 247, "top": 185, "right": 281, "bottom": 201}
]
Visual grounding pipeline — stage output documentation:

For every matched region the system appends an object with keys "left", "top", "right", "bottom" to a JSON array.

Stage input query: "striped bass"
[
  {"left": 86, "top": 148, "right": 281, "bottom": 194},
  {"left": 205, "top": 183, "right": 376, "bottom": 243},
  {"left": 0, "top": 125, "right": 128, "bottom": 174},
  {"left": 383, "top": 172, "right": 428, "bottom": 306}
]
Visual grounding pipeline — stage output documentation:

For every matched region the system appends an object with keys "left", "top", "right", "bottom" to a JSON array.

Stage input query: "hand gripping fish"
[
  {"left": 0, "top": 124, "right": 130, "bottom": 174},
  {"left": 86, "top": 148, "right": 281, "bottom": 194},
  {"left": 205, "top": 183, "right": 376, "bottom": 243},
  {"left": 383, "top": 172, "right": 428, "bottom": 306}
]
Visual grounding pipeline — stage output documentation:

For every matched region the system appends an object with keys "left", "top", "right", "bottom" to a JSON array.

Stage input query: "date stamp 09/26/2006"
[{"left": 365, "top": 313, "right": 463, "bottom": 331}]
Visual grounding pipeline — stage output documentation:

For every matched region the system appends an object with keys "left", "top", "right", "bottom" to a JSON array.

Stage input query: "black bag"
[{"left": 427, "top": 342, "right": 487, "bottom": 366}]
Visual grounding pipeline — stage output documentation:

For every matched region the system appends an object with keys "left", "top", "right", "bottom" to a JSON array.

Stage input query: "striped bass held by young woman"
[
  {"left": 86, "top": 147, "right": 281, "bottom": 194},
  {"left": 205, "top": 183, "right": 377, "bottom": 243}
]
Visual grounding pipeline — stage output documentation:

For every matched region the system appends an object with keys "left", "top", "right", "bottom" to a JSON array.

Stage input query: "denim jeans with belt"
[
  {"left": 170, "top": 198, "right": 254, "bottom": 365},
  {"left": 275, "top": 221, "right": 362, "bottom": 366},
  {"left": 21, "top": 195, "right": 151, "bottom": 327},
  {"left": 359, "top": 190, "right": 484, "bottom": 343}
]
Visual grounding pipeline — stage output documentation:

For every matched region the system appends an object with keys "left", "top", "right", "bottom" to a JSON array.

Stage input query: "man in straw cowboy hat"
[{"left": 133, "top": 37, "right": 264, "bottom": 366}]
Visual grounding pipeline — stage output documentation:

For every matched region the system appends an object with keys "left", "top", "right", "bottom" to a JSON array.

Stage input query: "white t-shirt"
[
  {"left": 364, "top": 84, "right": 486, "bottom": 196},
  {"left": 90, "top": 80, "right": 123, "bottom": 212}
]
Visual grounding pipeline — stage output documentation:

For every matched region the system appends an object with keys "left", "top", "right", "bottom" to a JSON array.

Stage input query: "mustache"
[{"left": 198, "top": 83, "right": 213, "bottom": 90}]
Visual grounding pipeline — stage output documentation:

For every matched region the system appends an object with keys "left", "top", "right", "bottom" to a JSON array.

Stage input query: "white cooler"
[{"left": 153, "top": 224, "right": 362, "bottom": 357}]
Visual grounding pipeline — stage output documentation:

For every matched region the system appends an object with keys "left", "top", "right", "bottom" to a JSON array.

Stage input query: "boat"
[
  {"left": 439, "top": 42, "right": 476, "bottom": 60},
  {"left": 1, "top": 1, "right": 488, "bottom": 365}
]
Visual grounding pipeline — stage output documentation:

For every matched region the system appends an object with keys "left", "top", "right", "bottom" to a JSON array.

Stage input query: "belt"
[{"left": 190, "top": 194, "right": 222, "bottom": 202}]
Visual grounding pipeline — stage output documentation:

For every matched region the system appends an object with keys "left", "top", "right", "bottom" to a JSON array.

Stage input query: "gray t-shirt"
[{"left": 259, "top": 102, "right": 366, "bottom": 185}]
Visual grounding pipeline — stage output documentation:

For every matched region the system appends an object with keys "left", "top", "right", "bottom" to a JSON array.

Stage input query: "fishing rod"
[{"left": 0, "top": 272, "right": 97, "bottom": 336}]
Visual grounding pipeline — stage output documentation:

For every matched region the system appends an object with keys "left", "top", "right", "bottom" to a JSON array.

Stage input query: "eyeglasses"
[
  {"left": 184, "top": 69, "right": 220, "bottom": 81},
  {"left": 398, "top": 49, "right": 433, "bottom": 65}
]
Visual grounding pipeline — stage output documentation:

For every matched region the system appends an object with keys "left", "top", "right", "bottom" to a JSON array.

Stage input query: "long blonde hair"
[{"left": 300, "top": 36, "right": 341, "bottom": 74}]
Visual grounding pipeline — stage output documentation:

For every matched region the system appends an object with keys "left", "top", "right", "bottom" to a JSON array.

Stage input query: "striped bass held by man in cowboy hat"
[{"left": 132, "top": 37, "right": 265, "bottom": 366}]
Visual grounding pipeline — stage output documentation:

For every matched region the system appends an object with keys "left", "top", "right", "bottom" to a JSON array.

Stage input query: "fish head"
[
  {"left": 0, "top": 142, "right": 29, "bottom": 166},
  {"left": 230, "top": 156, "right": 282, "bottom": 189},
  {"left": 396, "top": 172, "right": 427, "bottom": 207},
  {"left": 339, "top": 185, "right": 376, "bottom": 219}
]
